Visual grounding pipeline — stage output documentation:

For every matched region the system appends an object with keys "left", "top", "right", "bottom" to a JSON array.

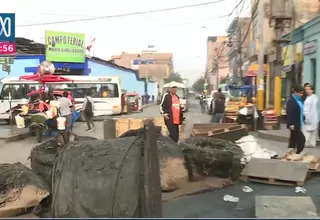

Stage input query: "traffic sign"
[
  {"left": 0, "top": 57, "right": 14, "bottom": 64},
  {"left": 2, "top": 64, "right": 11, "bottom": 72},
  {"left": 132, "top": 59, "right": 156, "bottom": 65}
]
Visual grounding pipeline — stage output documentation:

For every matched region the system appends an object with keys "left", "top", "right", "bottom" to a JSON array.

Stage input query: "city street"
[{"left": 0, "top": 98, "right": 320, "bottom": 217}]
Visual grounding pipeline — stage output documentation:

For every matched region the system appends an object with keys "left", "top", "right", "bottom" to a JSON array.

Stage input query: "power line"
[
  {"left": 17, "top": 0, "right": 227, "bottom": 27},
  {"left": 239, "top": 0, "right": 259, "bottom": 47}
]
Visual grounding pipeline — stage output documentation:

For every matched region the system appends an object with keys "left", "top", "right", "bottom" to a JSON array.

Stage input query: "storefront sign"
[
  {"left": 247, "top": 64, "right": 267, "bottom": 77},
  {"left": 282, "top": 45, "right": 291, "bottom": 67},
  {"left": 45, "top": 30, "right": 86, "bottom": 63},
  {"left": 304, "top": 40, "right": 317, "bottom": 56}
]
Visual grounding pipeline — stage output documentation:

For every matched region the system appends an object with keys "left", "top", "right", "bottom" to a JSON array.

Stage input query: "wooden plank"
[
  {"left": 141, "top": 120, "right": 162, "bottom": 217},
  {"left": 208, "top": 128, "right": 248, "bottom": 142},
  {"left": 192, "top": 123, "right": 237, "bottom": 130},
  {"left": 241, "top": 158, "right": 308, "bottom": 183},
  {"left": 255, "top": 196, "right": 318, "bottom": 218}
]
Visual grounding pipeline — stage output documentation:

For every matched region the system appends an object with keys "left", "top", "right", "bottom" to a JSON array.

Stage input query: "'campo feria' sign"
[{"left": 45, "top": 30, "right": 86, "bottom": 63}]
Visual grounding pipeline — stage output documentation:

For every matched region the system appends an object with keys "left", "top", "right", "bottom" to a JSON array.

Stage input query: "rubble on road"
[
  {"left": 30, "top": 135, "right": 99, "bottom": 188},
  {"left": 235, "top": 135, "right": 278, "bottom": 164},
  {"left": 0, "top": 163, "right": 49, "bottom": 218},
  {"left": 180, "top": 136, "right": 243, "bottom": 180},
  {"left": 51, "top": 137, "right": 144, "bottom": 218},
  {"left": 280, "top": 151, "right": 320, "bottom": 171},
  {"left": 118, "top": 127, "right": 189, "bottom": 192}
]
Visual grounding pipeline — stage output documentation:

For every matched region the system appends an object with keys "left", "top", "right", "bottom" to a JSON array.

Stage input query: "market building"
[
  {"left": 281, "top": 15, "right": 320, "bottom": 117},
  {"left": 0, "top": 33, "right": 157, "bottom": 98}
]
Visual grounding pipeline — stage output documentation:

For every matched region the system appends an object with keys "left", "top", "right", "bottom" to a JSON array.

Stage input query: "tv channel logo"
[{"left": 0, "top": 13, "right": 15, "bottom": 42}]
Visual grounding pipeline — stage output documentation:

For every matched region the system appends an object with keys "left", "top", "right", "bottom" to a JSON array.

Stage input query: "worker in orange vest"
[{"left": 159, "top": 82, "right": 184, "bottom": 142}]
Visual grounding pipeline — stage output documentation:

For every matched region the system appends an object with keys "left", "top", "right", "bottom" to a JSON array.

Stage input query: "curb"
[
  {"left": 142, "top": 104, "right": 157, "bottom": 109},
  {"left": 0, "top": 132, "right": 30, "bottom": 143},
  {"left": 257, "top": 130, "right": 320, "bottom": 146},
  {"left": 257, "top": 131, "right": 289, "bottom": 143}
]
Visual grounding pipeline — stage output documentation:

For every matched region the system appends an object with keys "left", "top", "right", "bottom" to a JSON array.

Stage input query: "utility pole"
[
  {"left": 257, "top": 0, "right": 265, "bottom": 112},
  {"left": 1, "top": 57, "right": 14, "bottom": 134},
  {"left": 215, "top": 54, "right": 219, "bottom": 90},
  {"left": 238, "top": 26, "right": 243, "bottom": 80},
  {"left": 270, "top": 0, "right": 293, "bottom": 128}
]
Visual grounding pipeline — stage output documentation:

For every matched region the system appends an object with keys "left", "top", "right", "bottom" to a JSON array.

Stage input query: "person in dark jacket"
[
  {"left": 286, "top": 84, "right": 306, "bottom": 154},
  {"left": 210, "top": 88, "right": 225, "bottom": 123},
  {"left": 159, "top": 83, "right": 184, "bottom": 142}
]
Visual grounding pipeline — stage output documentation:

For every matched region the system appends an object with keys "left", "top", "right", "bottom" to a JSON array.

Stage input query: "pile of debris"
[
  {"left": 238, "top": 135, "right": 320, "bottom": 187},
  {"left": 0, "top": 123, "right": 249, "bottom": 218},
  {"left": 280, "top": 151, "right": 320, "bottom": 170}
]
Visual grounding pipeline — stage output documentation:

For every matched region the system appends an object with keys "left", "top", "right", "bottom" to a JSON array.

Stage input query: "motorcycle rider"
[{"left": 199, "top": 91, "right": 206, "bottom": 112}]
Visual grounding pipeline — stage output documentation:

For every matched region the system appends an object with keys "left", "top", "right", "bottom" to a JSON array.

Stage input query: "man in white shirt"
[{"left": 59, "top": 91, "right": 73, "bottom": 143}]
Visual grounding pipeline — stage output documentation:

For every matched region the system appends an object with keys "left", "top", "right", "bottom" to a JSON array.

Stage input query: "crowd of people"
[{"left": 286, "top": 83, "right": 318, "bottom": 154}]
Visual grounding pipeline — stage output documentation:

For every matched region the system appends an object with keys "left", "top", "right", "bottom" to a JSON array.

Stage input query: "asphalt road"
[{"left": 1, "top": 98, "right": 320, "bottom": 217}]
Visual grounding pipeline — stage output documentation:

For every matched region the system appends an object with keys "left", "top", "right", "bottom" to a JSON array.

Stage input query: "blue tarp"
[{"left": 226, "top": 84, "right": 254, "bottom": 90}]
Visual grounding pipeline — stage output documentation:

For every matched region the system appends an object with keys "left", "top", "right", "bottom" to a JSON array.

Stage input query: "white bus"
[
  {"left": 0, "top": 76, "right": 122, "bottom": 122},
  {"left": 162, "top": 81, "right": 188, "bottom": 112}
]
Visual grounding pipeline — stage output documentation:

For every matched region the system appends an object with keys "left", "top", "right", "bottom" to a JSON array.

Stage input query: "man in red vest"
[{"left": 159, "top": 82, "right": 184, "bottom": 142}]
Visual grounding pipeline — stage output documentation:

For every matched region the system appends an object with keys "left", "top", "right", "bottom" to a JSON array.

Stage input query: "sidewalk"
[
  {"left": 0, "top": 127, "right": 29, "bottom": 143},
  {"left": 257, "top": 124, "right": 320, "bottom": 146}
]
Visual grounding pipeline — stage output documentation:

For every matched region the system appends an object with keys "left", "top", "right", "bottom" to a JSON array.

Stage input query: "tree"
[
  {"left": 192, "top": 77, "right": 205, "bottom": 93},
  {"left": 220, "top": 77, "right": 228, "bottom": 84},
  {"left": 164, "top": 72, "right": 183, "bottom": 83}
]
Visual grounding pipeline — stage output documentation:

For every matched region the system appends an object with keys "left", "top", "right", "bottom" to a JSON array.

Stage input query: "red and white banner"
[{"left": 86, "top": 37, "right": 96, "bottom": 57}]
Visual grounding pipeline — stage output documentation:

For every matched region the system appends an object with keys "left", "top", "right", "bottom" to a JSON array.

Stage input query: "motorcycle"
[{"left": 200, "top": 97, "right": 207, "bottom": 113}]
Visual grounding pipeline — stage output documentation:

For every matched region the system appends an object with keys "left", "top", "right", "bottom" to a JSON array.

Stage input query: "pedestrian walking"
[
  {"left": 199, "top": 91, "right": 206, "bottom": 113},
  {"left": 303, "top": 85, "right": 318, "bottom": 147},
  {"left": 210, "top": 88, "right": 225, "bottom": 123},
  {"left": 82, "top": 91, "right": 95, "bottom": 132},
  {"left": 302, "top": 82, "right": 310, "bottom": 102},
  {"left": 159, "top": 82, "right": 184, "bottom": 143},
  {"left": 121, "top": 93, "right": 126, "bottom": 114},
  {"left": 286, "top": 85, "right": 306, "bottom": 154},
  {"left": 59, "top": 91, "right": 74, "bottom": 144}
]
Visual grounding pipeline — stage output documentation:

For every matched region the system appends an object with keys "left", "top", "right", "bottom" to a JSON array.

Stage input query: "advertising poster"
[{"left": 45, "top": 30, "right": 86, "bottom": 63}]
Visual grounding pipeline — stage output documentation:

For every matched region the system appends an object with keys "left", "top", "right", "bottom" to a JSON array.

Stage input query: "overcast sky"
[{"left": 6, "top": 0, "right": 250, "bottom": 84}]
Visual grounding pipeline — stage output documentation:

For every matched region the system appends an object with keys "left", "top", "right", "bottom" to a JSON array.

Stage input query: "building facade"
[
  {"left": 227, "top": 17, "right": 251, "bottom": 80},
  {"left": 110, "top": 52, "right": 173, "bottom": 79},
  {"left": 247, "top": 0, "right": 319, "bottom": 108},
  {"left": 206, "top": 36, "right": 230, "bottom": 91}
]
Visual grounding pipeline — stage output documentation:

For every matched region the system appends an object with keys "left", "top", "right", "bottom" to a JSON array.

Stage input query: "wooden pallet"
[
  {"left": 191, "top": 123, "right": 239, "bottom": 137},
  {"left": 240, "top": 174, "right": 304, "bottom": 186},
  {"left": 241, "top": 158, "right": 308, "bottom": 186}
]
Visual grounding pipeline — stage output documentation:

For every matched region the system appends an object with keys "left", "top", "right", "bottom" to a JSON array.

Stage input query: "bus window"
[
  {"left": 175, "top": 88, "right": 186, "bottom": 99},
  {"left": 72, "top": 83, "right": 119, "bottom": 98},
  {"left": 0, "top": 84, "right": 41, "bottom": 100}
]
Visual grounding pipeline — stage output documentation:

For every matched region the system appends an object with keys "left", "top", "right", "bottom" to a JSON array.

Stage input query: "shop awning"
[{"left": 247, "top": 64, "right": 267, "bottom": 77}]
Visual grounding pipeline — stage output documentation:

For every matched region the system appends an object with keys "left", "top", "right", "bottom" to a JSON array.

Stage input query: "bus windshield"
[
  {"left": 162, "top": 87, "right": 186, "bottom": 99},
  {"left": 176, "top": 88, "right": 186, "bottom": 99},
  {"left": 48, "top": 82, "right": 120, "bottom": 98}
]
